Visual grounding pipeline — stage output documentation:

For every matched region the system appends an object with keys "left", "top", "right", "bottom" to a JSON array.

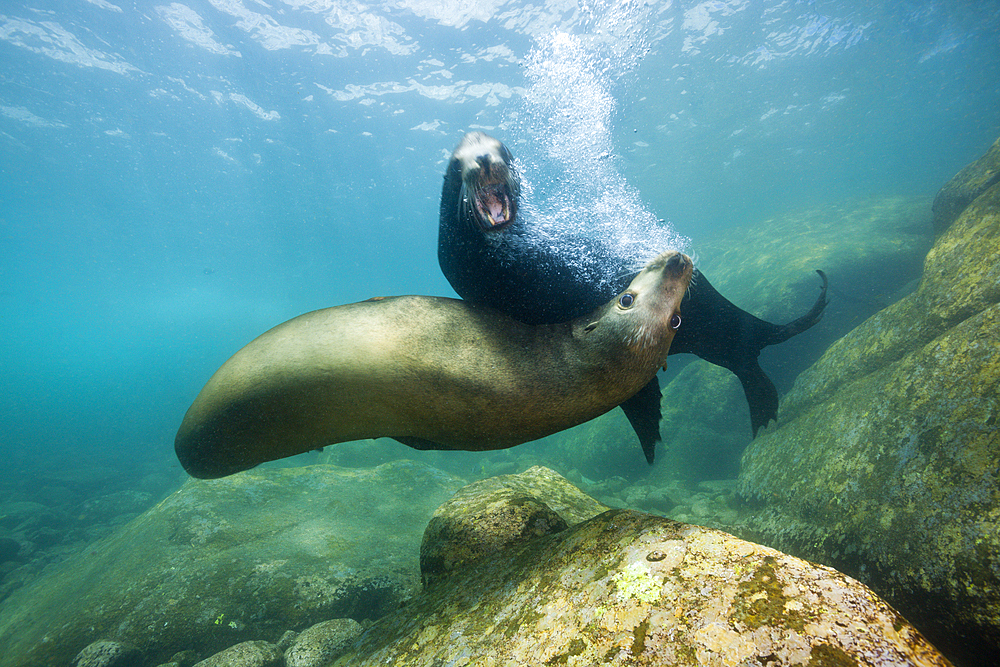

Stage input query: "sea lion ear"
[{"left": 584, "top": 321, "right": 599, "bottom": 333}]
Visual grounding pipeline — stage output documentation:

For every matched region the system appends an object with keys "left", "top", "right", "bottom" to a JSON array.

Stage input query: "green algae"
[
  {"left": 611, "top": 561, "right": 661, "bottom": 605},
  {"left": 807, "top": 643, "right": 860, "bottom": 667},
  {"left": 731, "top": 556, "right": 807, "bottom": 633}
]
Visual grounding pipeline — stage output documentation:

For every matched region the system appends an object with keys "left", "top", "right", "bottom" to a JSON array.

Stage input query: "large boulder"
[
  {"left": 736, "top": 158, "right": 1000, "bottom": 664},
  {"left": 419, "top": 466, "right": 608, "bottom": 586},
  {"left": 932, "top": 137, "right": 1000, "bottom": 235},
  {"left": 334, "top": 468, "right": 951, "bottom": 666},
  {"left": 0, "top": 461, "right": 465, "bottom": 667}
]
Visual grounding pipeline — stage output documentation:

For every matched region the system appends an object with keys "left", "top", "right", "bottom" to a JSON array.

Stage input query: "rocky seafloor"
[{"left": 0, "top": 466, "right": 955, "bottom": 667}]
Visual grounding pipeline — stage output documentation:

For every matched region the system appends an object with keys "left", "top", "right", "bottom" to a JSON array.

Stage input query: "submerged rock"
[
  {"left": 192, "top": 641, "right": 282, "bottom": 667},
  {"left": 71, "top": 640, "right": 137, "bottom": 667},
  {"left": 420, "top": 465, "right": 606, "bottom": 587},
  {"left": 932, "top": 136, "right": 1000, "bottom": 234},
  {"left": 283, "top": 618, "right": 361, "bottom": 667},
  {"left": 336, "top": 503, "right": 951, "bottom": 666},
  {"left": 736, "top": 148, "right": 1000, "bottom": 664},
  {"left": 0, "top": 461, "right": 465, "bottom": 667}
]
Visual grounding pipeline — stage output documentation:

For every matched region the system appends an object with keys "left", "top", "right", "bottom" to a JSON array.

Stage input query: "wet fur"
[{"left": 175, "top": 252, "right": 692, "bottom": 479}]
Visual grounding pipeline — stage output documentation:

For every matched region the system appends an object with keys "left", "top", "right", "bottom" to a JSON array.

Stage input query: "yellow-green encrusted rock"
[
  {"left": 932, "top": 136, "right": 1000, "bottom": 234},
  {"left": 736, "top": 155, "right": 1000, "bottom": 663},
  {"left": 334, "top": 508, "right": 951, "bottom": 667}
]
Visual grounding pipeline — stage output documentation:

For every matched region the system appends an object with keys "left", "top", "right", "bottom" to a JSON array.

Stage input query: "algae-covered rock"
[
  {"left": 0, "top": 461, "right": 465, "bottom": 667},
  {"left": 71, "top": 640, "right": 137, "bottom": 667},
  {"left": 192, "top": 641, "right": 282, "bottom": 667},
  {"left": 736, "top": 168, "right": 1000, "bottom": 663},
  {"left": 283, "top": 618, "right": 362, "bottom": 667},
  {"left": 654, "top": 361, "right": 752, "bottom": 481},
  {"left": 419, "top": 466, "right": 607, "bottom": 586},
  {"left": 932, "top": 136, "right": 1000, "bottom": 235},
  {"left": 695, "top": 195, "right": 932, "bottom": 384},
  {"left": 335, "top": 508, "right": 951, "bottom": 666}
]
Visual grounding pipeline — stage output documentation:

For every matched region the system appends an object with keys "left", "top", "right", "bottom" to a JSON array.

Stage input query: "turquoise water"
[{"left": 1, "top": 0, "right": 998, "bottom": 478}]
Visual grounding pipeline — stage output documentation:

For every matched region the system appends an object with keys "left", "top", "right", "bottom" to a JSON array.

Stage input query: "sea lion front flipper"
[
  {"left": 618, "top": 377, "right": 663, "bottom": 465},
  {"left": 734, "top": 359, "right": 780, "bottom": 437}
]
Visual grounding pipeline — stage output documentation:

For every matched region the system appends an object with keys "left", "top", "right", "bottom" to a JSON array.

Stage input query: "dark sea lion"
[
  {"left": 175, "top": 250, "right": 693, "bottom": 479},
  {"left": 438, "top": 131, "right": 828, "bottom": 462}
]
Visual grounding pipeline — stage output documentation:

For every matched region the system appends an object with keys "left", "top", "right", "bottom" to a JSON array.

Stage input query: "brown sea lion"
[{"left": 175, "top": 250, "right": 693, "bottom": 479}]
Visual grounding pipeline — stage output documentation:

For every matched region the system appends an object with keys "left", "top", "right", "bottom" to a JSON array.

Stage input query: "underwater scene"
[{"left": 1, "top": 0, "right": 998, "bottom": 665}]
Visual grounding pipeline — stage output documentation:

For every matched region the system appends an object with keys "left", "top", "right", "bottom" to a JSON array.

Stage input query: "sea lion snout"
[
  {"left": 454, "top": 132, "right": 519, "bottom": 232},
  {"left": 476, "top": 154, "right": 496, "bottom": 177},
  {"left": 658, "top": 250, "right": 692, "bottom": 275}
]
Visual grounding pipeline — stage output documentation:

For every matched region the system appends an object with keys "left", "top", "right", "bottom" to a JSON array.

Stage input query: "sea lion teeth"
[{"left": 175, "top": 250, "right": 692, "bottom": 479}]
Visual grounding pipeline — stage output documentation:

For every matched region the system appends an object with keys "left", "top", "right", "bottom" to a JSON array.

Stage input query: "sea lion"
[
  {"left": 175, "top": 250, "right": 693, "bottom": 479},
  {"left": 438, "top": 131, "right": 827, "bottom": 462}
]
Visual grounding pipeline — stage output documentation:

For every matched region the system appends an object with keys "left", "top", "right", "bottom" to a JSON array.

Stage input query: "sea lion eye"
[
  {"left": 670, "top": 314, "right": 682, "bottom": 330},
  {"left": 619, "top": 293, "right": 634, "bottom": 308}
]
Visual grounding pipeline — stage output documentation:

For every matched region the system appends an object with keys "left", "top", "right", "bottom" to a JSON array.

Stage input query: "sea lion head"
[
  {"left": 581, "top": 250, "right": 693, "bottom": 366},
  {"left": 453, "top": 131, "right": 519, "bottom": 232}
]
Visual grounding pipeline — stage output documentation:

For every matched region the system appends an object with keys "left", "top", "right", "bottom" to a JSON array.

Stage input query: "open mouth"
[{"left": 473, "top": 183, "right": 515, "bottom": 231}]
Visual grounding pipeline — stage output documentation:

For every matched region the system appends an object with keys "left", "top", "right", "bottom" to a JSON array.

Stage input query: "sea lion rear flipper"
[
  {"left": 676, "top": 270, "right": 828, "bottom": 438},
  {"left": 618, "top": 377, "right": 663, "bottom": 465},
  {"left": 734, "top": 360, "right": 780, "bottom": 437}
]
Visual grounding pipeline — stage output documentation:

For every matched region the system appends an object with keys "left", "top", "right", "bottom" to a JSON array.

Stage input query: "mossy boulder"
[
  {"left": 735, "top": 163, "right": 1000, "bottom": 664},
  {"left": 0, "top": 461, "right": 465, "bottom": 667},
  {"left": 932, "top": 137, "right": 1000, "bottom": 235},
  {"left": 336, "top": 501, "right": 951, "bottom": 666},
  {"left": 420, "top": 466, "right": 608, "bottom": 586}
]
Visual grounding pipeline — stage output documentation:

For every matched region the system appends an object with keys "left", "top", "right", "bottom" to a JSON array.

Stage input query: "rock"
[
  {"left": 284, "top": 618, "right": 362, "bottom": 667},
  {"left": 0, "top": 501, "right": 66, "bottom": 531},
  {"left": 0, "top": 536, "right": 20, "bottom": 561},
  {"left": 694, "top": 195, "right": 933, "bottom": 384},
  {"left": 333, "top": 506, "right": 952, "bottom": 666},
  {"left": 0, "top": 461, "right": 466, "bottom": 667},
  {"left": 71, "top": 640, "right": 137, "bottom": 667},
  {"left": 159, "top": 650, "right": 198, "bottom": 667},
  {"left": 932, "top": 136, "right": 1000, "bottom": 234},
  {"left": 275, "top": 630, "right": 298, "bottom": 651},
  {"left": 735, "top": 167, "right": 1000, "bottom": 663},
  {"left": 193, "top": 641, "right": 282, "bottom": 667},
  {"left": 420, "top": 467, "right": 604, "bottom": 587},
  {"left": 82, "top": 490, "right": 153, "bottom": 522},
  {"left": 654, "top": 361, "right": 753, "bottom": 480}
]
